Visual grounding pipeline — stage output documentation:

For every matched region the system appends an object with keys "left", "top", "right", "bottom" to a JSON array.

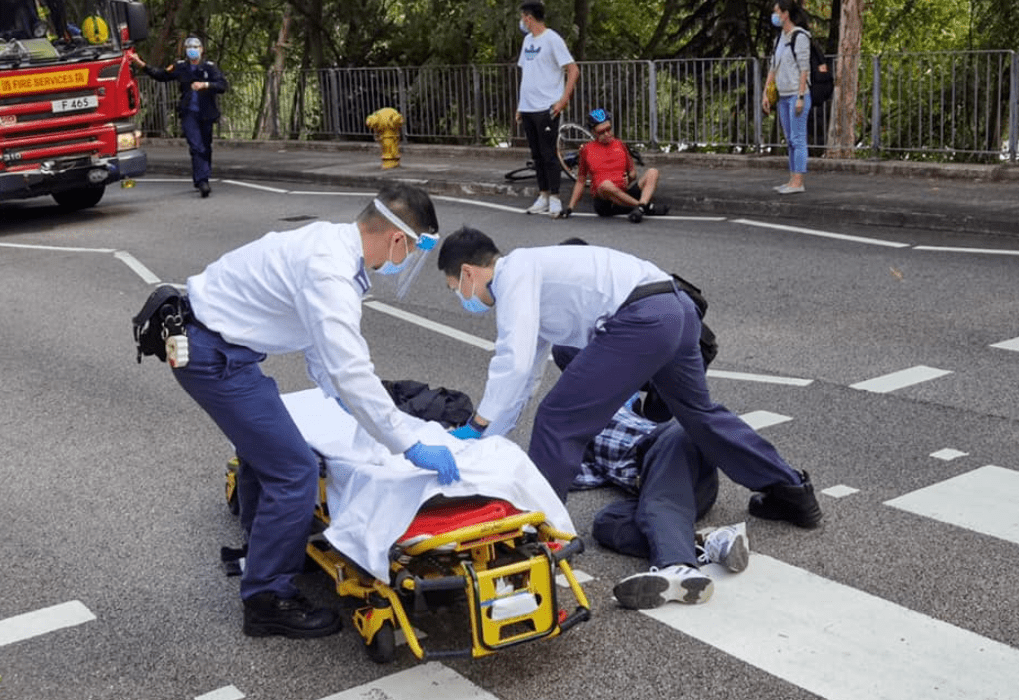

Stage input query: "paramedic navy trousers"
[
  {"left": 181, "top": 109, "right": 214, "bottom": 186},
  {"left": 172, "top": 322, "right": 318, "bottom": 601},
  {"left": 528, "top": 289, "right": 801, "bottom": 503}
]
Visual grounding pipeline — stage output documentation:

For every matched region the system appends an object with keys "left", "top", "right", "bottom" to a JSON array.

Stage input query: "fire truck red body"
[{"left": 0, "top": 0, "right": 148, "bottom": 209}]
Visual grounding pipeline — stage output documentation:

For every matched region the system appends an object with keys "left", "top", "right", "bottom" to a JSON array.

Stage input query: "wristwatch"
[{"left": 797, "top": 94, "right": 805, "bottom": 100}]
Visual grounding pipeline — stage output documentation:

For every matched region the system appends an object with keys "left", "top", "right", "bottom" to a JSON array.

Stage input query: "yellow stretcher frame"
[{"left": 225, "top": 457, "right": 591, "bottom": 662}]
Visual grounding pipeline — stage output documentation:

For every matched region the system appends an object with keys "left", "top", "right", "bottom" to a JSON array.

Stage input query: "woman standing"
[{"left": 762, "top": 1, "right": 811, "bottom": 194}]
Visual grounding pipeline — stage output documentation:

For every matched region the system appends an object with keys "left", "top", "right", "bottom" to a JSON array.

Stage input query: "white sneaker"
[
  {"left": 698, "top": 526, "right": 749, "bottom": 573},
  {"left": 613, "top": 564, "right": 713, "bottom": 609},
  {"left": 525, "top": 195, "right": 549, "bottom": 214},
  {"left": 547, "top": 196, "right": 563, "bottom": 218}
]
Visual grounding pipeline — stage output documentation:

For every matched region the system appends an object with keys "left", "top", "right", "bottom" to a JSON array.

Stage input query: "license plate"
[{"left": 52, "top": 95, "right": 98, "bottom": 113}]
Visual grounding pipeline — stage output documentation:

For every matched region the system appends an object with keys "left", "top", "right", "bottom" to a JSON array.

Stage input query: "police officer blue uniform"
[{"left": 132, "top": 37, "right": 227, "bottom": 197}]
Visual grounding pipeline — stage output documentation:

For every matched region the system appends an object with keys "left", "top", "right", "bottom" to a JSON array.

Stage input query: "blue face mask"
[
  {"left": 456, "top": 273, "right": 491, "bottom": 314},
  {"left": 771, "top": 13, "right": 782, "bottom": 27},
  {"left": 376, "top": 236, "right": 411, "bottom": 275},
  {"left": 186, "top": 47, "right": 201, "bottom": 61}
]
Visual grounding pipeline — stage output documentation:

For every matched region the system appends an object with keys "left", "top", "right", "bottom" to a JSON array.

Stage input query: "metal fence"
[{"left": 136, "top": 50, "right": 1018, "bottom": 162}]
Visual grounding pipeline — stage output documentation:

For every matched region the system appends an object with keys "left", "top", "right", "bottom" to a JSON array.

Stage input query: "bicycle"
[
  {"left": 504, "top": 121, "right": 645, "bottom": 181},
  {"left": 504, "top": 121, "right": 593, "bottom": 182}
]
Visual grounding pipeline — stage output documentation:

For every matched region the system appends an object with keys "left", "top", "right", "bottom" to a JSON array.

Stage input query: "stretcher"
[{"left": 224, "top": 389, "right": 590, "bottom": 662}]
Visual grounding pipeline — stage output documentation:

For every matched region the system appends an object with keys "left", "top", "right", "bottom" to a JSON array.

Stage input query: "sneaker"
[
  {"left": 627, "top": 206, "right": 644, "bottom": 224},
  {"left": 526, "top": 195, "right": 549, "bottom": 214},
  {"left": 777, "top": 184, "right": 805, "bottom": 195},
  {"left": 242, "top": 592, "right": 343, "bottom": 638},
  {"left": 547, "top": 196, "right": 563, "bottom": 218},
  {"left": 642, "top": 202, "right": 670, "bottom": 216},
  {"left": 613, "top": 564, "right": 713, "bottom": 609},
  {"left": 748, "top": 469, "right": 823, "bottom": 528},
  {"left": 697, "top": 526, "right": 749, "bottom": 573}
]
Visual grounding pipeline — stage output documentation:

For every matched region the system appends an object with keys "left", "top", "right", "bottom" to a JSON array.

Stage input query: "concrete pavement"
[{"left": 142, "top": 138, "right": 1019, "bottom": 238}]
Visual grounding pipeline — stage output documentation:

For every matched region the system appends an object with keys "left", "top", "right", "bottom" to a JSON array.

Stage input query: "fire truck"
[{"left": 0, "top": 0, "right": 148, "bottom": 210}]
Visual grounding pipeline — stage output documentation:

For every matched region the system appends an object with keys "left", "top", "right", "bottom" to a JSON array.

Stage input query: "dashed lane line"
[
  {"left": 316, "top": 662, "right": 499, "bottom": 700},
  {"left": 848, "top": 365, "right": 953, "bottom": 393},
  {"left": 0, "top": 600, "right": 96, "bottom": 647}
]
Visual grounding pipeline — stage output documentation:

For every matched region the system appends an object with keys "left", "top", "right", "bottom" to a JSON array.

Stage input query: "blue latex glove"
[
  {"left": 450, "top": 423, "right": 483, "bottom": 440},
  {"left": 403, "top": 442, "right": 460, "bottom": 485}
]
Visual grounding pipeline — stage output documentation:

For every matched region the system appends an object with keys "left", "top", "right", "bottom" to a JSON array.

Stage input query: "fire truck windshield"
[{"left": 0, "top": 0, "right": 124, "bottom": 66}]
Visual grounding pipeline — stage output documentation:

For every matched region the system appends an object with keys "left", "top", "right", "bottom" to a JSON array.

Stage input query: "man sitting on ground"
[{"left": 562, "top": 108, "right": 669, "bottom": 224}]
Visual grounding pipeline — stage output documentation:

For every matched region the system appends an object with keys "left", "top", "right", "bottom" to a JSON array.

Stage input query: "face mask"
[
  {"left": 456, "top": 273, "right": 491, "bottom": 314},
  {"left": 771, "top": 13, "right": 782, "bottom": 27},
  {"left": 519, "top": 19, "right": 529, "bottom": 35},
  {"left": 186, "top": 48, "right": 201, "bottom": 61},
  {"left": 376, "top": 236, "right": 411, "bottom": 275}
]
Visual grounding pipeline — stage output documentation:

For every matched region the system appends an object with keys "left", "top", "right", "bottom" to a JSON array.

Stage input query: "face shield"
[{"left": 372, "top": 198, "right": 439, "bottom": 299}]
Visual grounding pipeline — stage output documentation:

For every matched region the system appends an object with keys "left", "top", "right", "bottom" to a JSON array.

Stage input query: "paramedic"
[
  {"left": 173, "top": 183, "right": 460, "bottom": 639},
  {"left": 437, "top": 228, "right": 822, "bottom": 528}
]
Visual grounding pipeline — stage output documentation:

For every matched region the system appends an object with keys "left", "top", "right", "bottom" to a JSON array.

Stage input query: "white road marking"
[
  {"left": 930, "top": 448, "right": 968, "bottom": 461},
  {"left": 708, "top": 369, "right": 813, "bottom": 386},
  {"left": 317, "top": 662, "right": 499, "bottom": 700},
  {"left": 990, "top": 336, "right": 1019, "bottom": 351},
  {"left": 739, "top": 410, "right": 792, "bottom": 431},
  {"left": 194, "top": 686, "right": 244, "bottom": 700},
  {"left": 0, "top": 600, "right": 96, "bottom": 647},
  {"left": 913, "top": 245, "right": 1019, "bottom": 256},
  {"left": 849, "top": 365, "right": 953, "bottom": 393},
  {"left": 822, "top": 484, "right": 859, "bottom": 498},
  {"left": 732, "top": 218, "right": 912, "bottom": 247},
  {"left": 220, "top": 179, "right": 289, "bottom": 194},
  {"left": 885, "top": 465, "right": 1019, "bottom": 545},
  {"left": 556, "top": 569, "right": 594, "bottom": 588},
  {"left": 114, "top": 250, "right": 161, "bottom": 284},
  {"left": 365, "top": 300, "right": 496, "bottom": 351},
  {"left": 643, "top": 553, "right": 1019, "bottom": 700},
  {"left": 0, "top": 241, "right": 115, "bottom": 253}
]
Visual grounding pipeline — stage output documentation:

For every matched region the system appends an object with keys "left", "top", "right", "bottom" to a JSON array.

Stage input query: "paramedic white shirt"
[
  {"left": 477, "top": 245, "right": 671, "bottom": 436},
  {"left": 186, "top": 220, "right": 418, "bottom": 455},
  {"left": 517, "top": 28, "right": 575, "bottom": 112}
]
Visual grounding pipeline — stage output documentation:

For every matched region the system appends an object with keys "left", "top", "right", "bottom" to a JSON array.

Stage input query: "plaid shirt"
[{"left": 572, "top": 404, "right": 659, "bottom": 494}]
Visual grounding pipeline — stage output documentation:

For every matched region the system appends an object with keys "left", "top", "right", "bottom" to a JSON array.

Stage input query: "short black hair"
[
  {"left": 559, "top": 237, "right": 589, "bottom": 246},
  {"left": 358, "top": 182, "right": 438, "bottom": 235},
  {"left": 437, "top": 227, "right": 501, "bottom": 277},
  {"left": 520, "top": 2, "right": 545, "bottom": 21}
]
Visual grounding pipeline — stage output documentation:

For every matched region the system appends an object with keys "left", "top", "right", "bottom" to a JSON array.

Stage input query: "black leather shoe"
[
  {"left": 748, "top": 470, "right": 823, "bottom": 528},
  {"left": 198, "top": 180, "right": 211, "bottom": 198},
  {"left": 628, "top": 206, "right": 644, "bottom": 224},
  {"left": 243, "top": 592, "right": 342, "bottom": 638}
]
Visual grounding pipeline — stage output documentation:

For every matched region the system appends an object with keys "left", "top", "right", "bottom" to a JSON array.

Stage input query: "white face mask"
[{"left": 519, "top": 19, "right": 529, "bottom": 35}]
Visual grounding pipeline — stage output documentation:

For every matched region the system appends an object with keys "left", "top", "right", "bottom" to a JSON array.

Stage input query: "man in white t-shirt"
[{"left": 516, "top": 1, "right": 579, "bottom": 219}]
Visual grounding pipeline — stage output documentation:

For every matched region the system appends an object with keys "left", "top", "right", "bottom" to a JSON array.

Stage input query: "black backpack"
[{"left": 790, "top": 29, "right": 834, "bottom": 104}]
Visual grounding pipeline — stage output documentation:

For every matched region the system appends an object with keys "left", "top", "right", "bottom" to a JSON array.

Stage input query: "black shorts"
[{"left": 593, "top": 183, "right": 642, "bottom": 217}]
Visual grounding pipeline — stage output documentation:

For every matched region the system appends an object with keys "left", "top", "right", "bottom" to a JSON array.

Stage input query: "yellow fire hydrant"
[{"left": 365, "top": 107, "right": 404, "bottom": 169}]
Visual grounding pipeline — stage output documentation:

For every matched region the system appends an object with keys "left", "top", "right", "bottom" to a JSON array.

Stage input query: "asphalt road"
[{"left": 2, "top": 177, "right": 1018, "bottom": 700}]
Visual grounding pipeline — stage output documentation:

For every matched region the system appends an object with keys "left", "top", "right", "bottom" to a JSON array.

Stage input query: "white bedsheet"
[{"left": 281, "top": 389, "right": 576, "bottom": 581}]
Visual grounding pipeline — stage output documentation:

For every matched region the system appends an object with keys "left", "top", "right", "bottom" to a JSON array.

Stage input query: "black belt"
[
  {"left": 180, "top": 295, "right": 215, "bottom": 334},
  {"left": 620, "top": 280, "right": 677, "bottom": 309}
]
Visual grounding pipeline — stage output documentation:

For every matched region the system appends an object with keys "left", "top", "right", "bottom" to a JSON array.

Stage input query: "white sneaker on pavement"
[
  {"left": 698, "top": 525, "right": 749, "bottom": 573},
  {"left": 613, "top": 564, "right": 714, "bottom": 609},
  {"left": 526, "top": 194, "right": 550, "bottom": 214},
  {"left": 547, "top": 196, "right": 563, "bottom": 218}
]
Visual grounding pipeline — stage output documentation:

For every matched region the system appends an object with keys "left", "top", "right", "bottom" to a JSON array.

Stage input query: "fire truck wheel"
[{"left": 53, "top": 186, "right": 106, "bottom": 211}]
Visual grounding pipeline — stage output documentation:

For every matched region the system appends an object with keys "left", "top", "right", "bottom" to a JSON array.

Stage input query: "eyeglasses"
[{"left": 593, "top": 124, "right": 612, "bottom": 136}]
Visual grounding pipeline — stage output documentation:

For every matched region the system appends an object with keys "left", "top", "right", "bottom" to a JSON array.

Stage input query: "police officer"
[
  {"left": 437, "top": 228, "right": 822, "bottom": 528},
  {"left": 130, "top": 36, "right": 227, "bottom": 197},
  {"left": 171, "top": 183, "right": 460, "bottom": 638}
]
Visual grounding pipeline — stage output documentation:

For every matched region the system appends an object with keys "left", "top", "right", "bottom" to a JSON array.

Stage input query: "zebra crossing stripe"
[
  {"left": 316, "top": 662, "right": 498, "bottom": 700},
  {"left": 643, "top": 554, "right": 1019, "bottom": 700}
]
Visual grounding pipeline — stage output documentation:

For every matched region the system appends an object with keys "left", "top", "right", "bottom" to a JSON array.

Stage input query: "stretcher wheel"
[{"left": 365, "top": 621, "right": 396, "bottom": 664}]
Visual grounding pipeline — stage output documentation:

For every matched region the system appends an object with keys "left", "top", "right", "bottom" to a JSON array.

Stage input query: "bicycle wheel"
[
  {"left": 504, "top": 161, "right": 537, "bottom": 181},
  {"left": 556, "top": 123, "right": 593, "bottom": 181}
]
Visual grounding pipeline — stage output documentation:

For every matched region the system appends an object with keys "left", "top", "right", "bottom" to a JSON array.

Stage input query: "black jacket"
[{"left": 144, "top": 59, "right": 228, "bottom": 121}]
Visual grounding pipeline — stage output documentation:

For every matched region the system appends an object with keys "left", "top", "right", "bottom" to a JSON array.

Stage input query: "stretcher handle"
[
  {"left": 412, "top": 575, "right": 466, "bottom": 593},
  {"left": 551, "top": 536, "right": 585, "bottom": 562},
  {"left": 558, "top": 606, "right": 591, "bottom": 633}
]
